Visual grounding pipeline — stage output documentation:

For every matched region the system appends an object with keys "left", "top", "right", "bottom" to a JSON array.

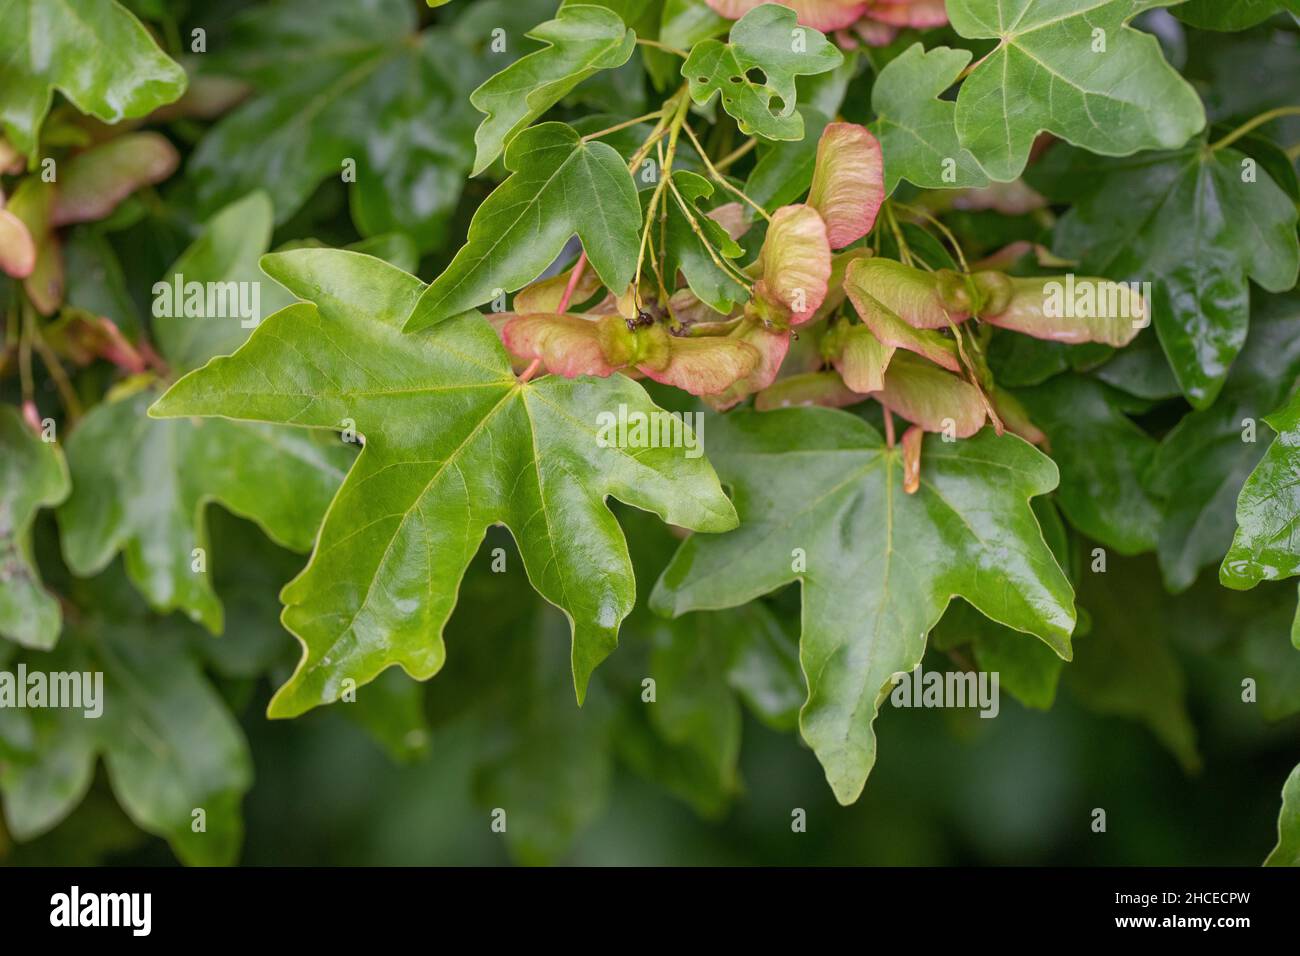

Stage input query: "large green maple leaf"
[
  {"left": 405, "top": 122, "right": 641, "bottom": 331},
  {"left": 56, "top": 194, "right": 351, "bottom": 633},
  {"left": 0, "top": 0, "right": 186, "bottom": 157},
  {"left": 651, "top": 408, "right": 1075, "bottom": 803},
  {"left": 1053, "top": 142, "right": 1299, "bottom": 407},
  {"left": 0, "top": 406, "right": 69, "bottom": 649},
  {"left": 151, "top": 248, "right": 737, "bottom": 718},
  {"left": 682, "top": 3, "right": 842, "bottom": 142},
  {"left": 947, "top": 0, "right": 1206, "bottom": 181},
  {"left": 188, "top": 0, "right": 480, "bottom": 252},
  {"left": 469, "top": 3, "right": 636, "bottom": 175}
]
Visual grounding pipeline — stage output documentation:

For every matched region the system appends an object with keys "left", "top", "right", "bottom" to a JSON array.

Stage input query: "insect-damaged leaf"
[
  {"left": 406, "top": 123, "right": 640, "bottom": 331},
  {"left": 652, "top": 407, "right": 1075, "bottom": 803},
  {"left": 151, "top": 249, "right": 737, "bottom": 717},
  {"left": 683, "top": 4, "right": 842, "bottom": 141}
]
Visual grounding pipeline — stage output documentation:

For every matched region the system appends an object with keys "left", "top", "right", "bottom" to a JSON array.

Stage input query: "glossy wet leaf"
[
  {"left": 152, "top": 249, "right": 737, "bottom": 717},
  {"left": 0, "top": 0, "right": 186, "bottom": 157},
  {"left": 1221, "top": 388, "right": 1300, "bottom": 591},
  {"left": 652, "top": 407, "right": 1074, "bottom": 803},
  {"left": 948, "top": 0, "right": 1206, "bottom": 181},
  {"left": 407, "top": 123, "right": 640, "bottom": 331},
  {"left": 0, "top": 406, "right": 69, "bottom": 650}
]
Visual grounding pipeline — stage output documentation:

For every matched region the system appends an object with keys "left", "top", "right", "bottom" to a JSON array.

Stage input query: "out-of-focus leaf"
[
  {"left": 1017, "top": 375, "right": 1162, "bottom": 555},
  {"left": 0, "top": 621, "right": 252, "bottom": 866},
  {"left": 189, "top": 0, "right": 479, "bottom": 252},
  {"left": 0, "top": 407, "right": 69, "bottom": 650},
  {"left": 1053, "top": 142, "right": 1300, "bottom": 408}
]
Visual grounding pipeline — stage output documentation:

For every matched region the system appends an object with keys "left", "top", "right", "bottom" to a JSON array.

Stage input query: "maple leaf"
[
  {"left": 948, "top": 0, "right": 1206, "bottom": 181},
  {"left": 405, "top": 123, "right": 641, "bottom": 331},
  {"left": 151, "top": 248, "right": 738, "bottom": 717},
  {"left": 469, "top": 4, "right": 637, "bottom": 175},
  {"left": 652, "top": 407, "right": 1075, "bottom": 802},
  {"left": 56, "top": 194, "right": 352, "bottom": 632},
  {"left": 0, "top": 0, "right": 186, "bottom": 157},
  {"left": 683, "top": 3, "right": 843, "bottom": 141}
]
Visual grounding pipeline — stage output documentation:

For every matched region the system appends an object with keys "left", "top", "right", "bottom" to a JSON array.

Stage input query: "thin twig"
[{"left": 681, "top": 121, "right": 772, "bottom": 222}]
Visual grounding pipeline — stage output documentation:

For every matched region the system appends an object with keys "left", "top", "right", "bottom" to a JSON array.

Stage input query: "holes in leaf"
[
  {"left": 728, "top": 75, "right": 743, "bottom": 84},
  {"left": 697, "top": 76, "right": 709, "bottom": 84},
  {"left": 746, "top": 67, "right": 767, "bottom": 86},
  {"left": 768, "top": 95, "right": 785, "bottom": 115}
]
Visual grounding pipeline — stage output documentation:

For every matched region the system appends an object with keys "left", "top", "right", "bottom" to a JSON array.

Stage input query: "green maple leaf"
[
  {"left": 0, "top": 0, "right": 186, "bottom": 158},
  {"left": 1054, "top": 143, "right": 1300, "bottom": 408},
  {"left": 1147, "top": 296, "right": 1300, "bottom": 593},
  {"left": 1221, "top": 388, "right": 1300, "bottom": 591},
  {"left": 188, "top": 0, "right": 479, "bottom": 252},
  {"left": 651, "top": 408, "right": 1075, "bottom": 804},
  {"left": 150, "top": 248, "right": 737, "bottom": 718},
  {"left": 1016, "top": 375, "right": 1162, "bottom": 555},
  {"left": 405, "top": 123, "right": 641, "bottom": 331},
  {"left": 56, "top": 194, "right": 352, "bottom": 632},
  {"left": 0, "top": 406, "right": 69, "bottom": 649},
  {"left": 469, "top": 4, "right": 637, "bottom": 176},
  {"left": 1175, "top": 0, "right": 1300, "bottom": 30},
  {"left": 0, "top": 620, "right": 252, "bottom": 866},
  {"left": 1266, "top": 763, "right": 1300, "bottom": 866},
  {"left": 931, "top": 498, "right": 1074, "bottom": 710},
  {"left": 947, "top": 0, "right": 1206, "bottom": 181},
  {"left": 869, "top": 44, "right": 988, "bottom": 194},
  {"left": 682, "top": 3, "right": 842, "bottom": 142}
]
